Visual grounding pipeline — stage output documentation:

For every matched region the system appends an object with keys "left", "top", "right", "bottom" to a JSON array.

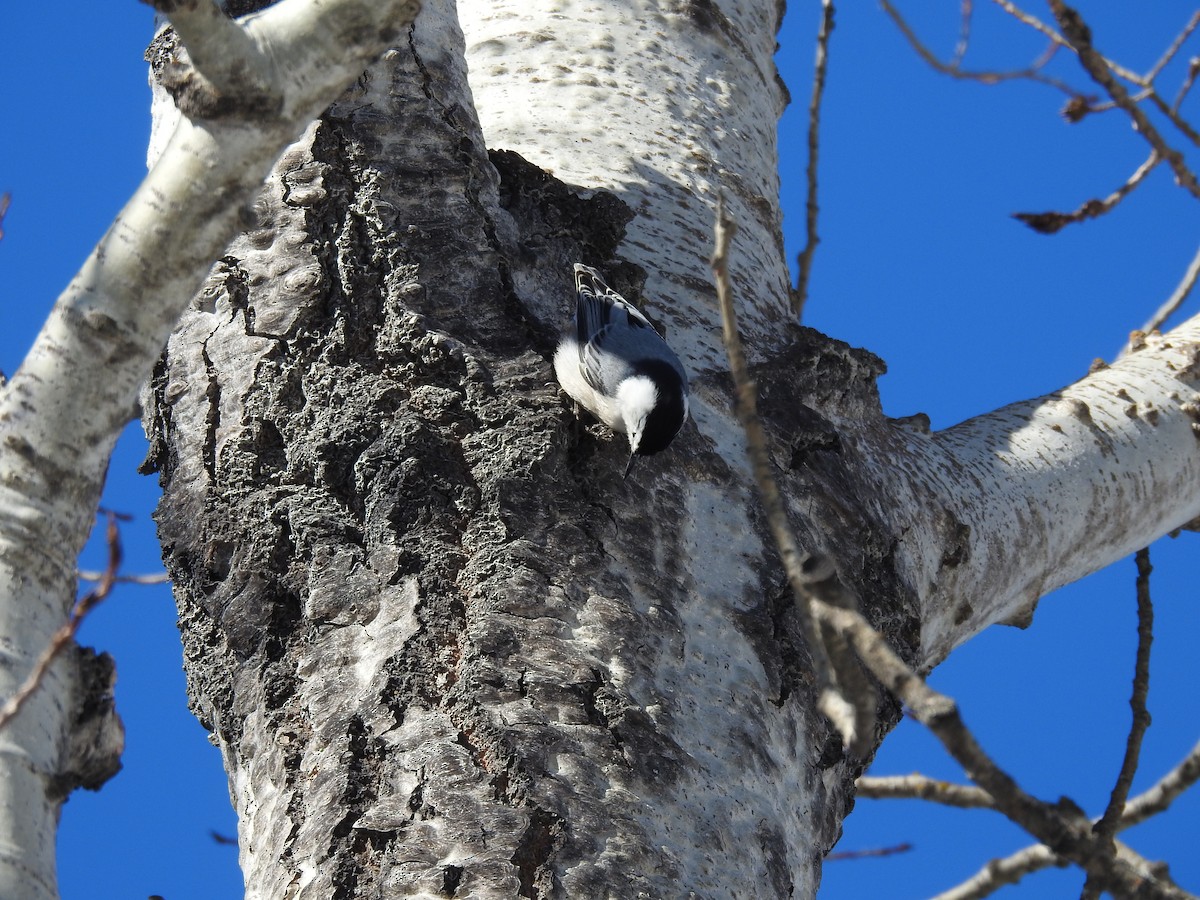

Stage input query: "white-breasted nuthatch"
[{"left": 554, "top": 264, "right": 689, "bottom": 475}]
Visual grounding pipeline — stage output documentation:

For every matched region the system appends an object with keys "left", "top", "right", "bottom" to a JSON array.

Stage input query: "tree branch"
[
  {"left": 1128, "top": 243, "right": 1200, "bottom": 351},
  {"left": 881, "top": 0, "right": 1075, "bottom": 96},
  {"left": 989, "top": 0, "right": 1144, "bottom": 85},
  {"left": 1083, "top": 547, "right": 1155, "bottom": 899},
  {"left": 792, "top": 0, "right": 834, "bottom": 319},
  {"left": 856, "top": 774, "right": 994, "bottom": 809},
  {"left": 930, "top": 844, "right": 1066, "bottom": 900},
  {"left": 1013, "top": 150, "right": 1158, "bottom": 234},
  {"left": 0, "top": 512, "right": 121, "bottom": 733},
  {"left": 713, "top": 198, "right": 877, "bottom": 754},
  {"left": 1145, "top": 10, "right": 1200, "bottom": 83},
  {"left": 144, "top": 0, "right": 277, "bottom": 117},
  {"left": 815, "top": 601, "right": 1191, "bottom": 899},
  {"left": 1048, "top": 0, "right": 1200, "bottom": 201}
]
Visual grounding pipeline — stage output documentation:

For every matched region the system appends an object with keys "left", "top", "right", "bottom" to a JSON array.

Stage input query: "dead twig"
[
  {"left": 814, "top": 600, "right": 1192, "bottom": 899},
  {"left": 1121, "top": 242, "right": 1200, "bottom": 356},
  {"left": 0, "top": 510, "right": 123, "bottom": 732},
  {"left": 712, "top": 198, "right": 876, "bottom": 755},
  {"left": 792, "top": 0, "right": 835, "bottom": 319},
  {"left": 1049, "top": 0, "right": 1200, "bottom": 202},
  {"left": 882, "top": 0, "right": 1076, "bottom": 97},
  {"left": 1014, "top": 150, "right": 1159, "bottom": 234},
  {"left": 1146, "top": 11, "right": 1200, "bottom": 84},
  {"left": 930, "top": 844, "right": 1067, "bottom": 900},
  {"left": 826, "top": 842, "right": 913, "bottom": 862},
  {"left": 1082, "top": 548, "right": 1156, "bottom": 899}
]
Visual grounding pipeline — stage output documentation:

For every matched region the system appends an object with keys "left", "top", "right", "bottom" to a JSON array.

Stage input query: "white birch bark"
[{"left": 0, "top": 0, "right": 418, "bottom": 895}]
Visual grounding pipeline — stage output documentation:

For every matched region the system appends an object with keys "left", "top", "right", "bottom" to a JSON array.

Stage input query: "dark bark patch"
[{"left": 512, "top": 806, "right": 562, "bottom": 899}]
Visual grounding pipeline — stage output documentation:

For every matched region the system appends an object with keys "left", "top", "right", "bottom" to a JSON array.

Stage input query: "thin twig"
[
  {"left": 1097, "top": 548, "right": 1155, "bottom": 838},
  {"left": 78, "top": 569, "right": 170, "bottom": 585},
  {"left": 814, "top": 601, "right": 1194, "bottom": 899},
  {"left": 930, "top": 844, "right": 1067, "bottom": 900},
  {"left": 1172, "top": 57, "right": 1200, "bottom": 113},
  {"left": 1049, "top": 0, "right": 1200, "bottom": 202},
  {"left": 882, "top": 0, "right": 1077, "bottom": 96},
  {"left": 1121, "top": 242, "right": 1200, "bottom": 356},
  {"left": 989, "top": 0, "right": 1145, "bottom": 86},
  {"left": 1146, "top": 11, "right": 1200, "bottom": 83},
  {"left": 826, "top": 842, "right": 913, "bottom": 862},
  {"left": 1014, "top": 150, "right": 1159, "bottom": 234},
  {"left": 1122, "top": 736, "right": 1200, "bottom": 826},
  {"left": 1084, "top": 548, "right": 1156, "bottom": 899},
  {"left": 713, "top": 199, "right": 876, "bottom": 754},
  {"left": 713, "top": 200, "right": 835, "bottom": 712},
  {"left": 952, "top": 0, "right": 974, "bottom": 68},
  {"left": 856, "top": 774, "right": 994, "bottom": 809},
  {"left": 792, "top": 0, "right": 835, "bottom": 319},
  {"left": 1148, "top": 91, "right": 1200, "bottom": 149},
  {"left": 0, "top": 511, "right": 123, "bottom": 732}
]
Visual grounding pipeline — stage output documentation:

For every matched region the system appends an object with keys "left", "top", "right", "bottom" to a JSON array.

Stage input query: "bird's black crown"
[{"left": 633, "top": 359, "right": 687, "bottom": 456}]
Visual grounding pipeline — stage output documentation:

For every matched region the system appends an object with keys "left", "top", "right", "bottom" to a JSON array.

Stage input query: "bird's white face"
[{"left": 617, "top": 376, "right": 659, "bottom": 454}]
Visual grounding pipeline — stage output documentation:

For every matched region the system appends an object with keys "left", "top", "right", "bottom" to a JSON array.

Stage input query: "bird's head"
[{"left": 618, "top": 363, "right": 688, "bottom": 477}]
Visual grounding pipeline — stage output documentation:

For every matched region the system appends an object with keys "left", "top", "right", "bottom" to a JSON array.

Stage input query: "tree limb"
[
  {"left": 1048, "top": 0, "right": 1200, "bottom": 201},
  {"left": 815, "top": 601, "right": 1191, "bottom": 899},
  {"left": 792, "top": 0, "right": 834, "bottom": 319},
  {"left": 856, "top": 774, "right": 994, "bottom": 809}
]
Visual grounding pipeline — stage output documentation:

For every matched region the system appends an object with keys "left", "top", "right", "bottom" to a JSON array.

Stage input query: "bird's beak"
[{"left": 623, "top": 453, "right": 636, "bottom": 479}]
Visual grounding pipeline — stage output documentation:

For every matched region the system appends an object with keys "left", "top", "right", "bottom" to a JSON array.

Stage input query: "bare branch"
[
  {"left": 1122, "top": 737, "right": 1200, "bottom": 828},
  {"left": 882, "top": 0, "right": 1076, "bottom": 96},
  {"left": 0, "top": 192, "right": 9, "bottom": 242},
  {"left": 814, "top": 601, "right": 1193, "bottom": 899},
  {"left": 989, "top": 0, "right": 1145, "bottom": 85},
  {"left": 1049, "top": 0, "right": 1200, "bottom": 202},
  {"left": 930, "top": 844, "right": 1066, "bottom": 900},
  {"left": 1148, "top": 91, "right": 1200, "bottom": 149},
  {"left": 0, "top": 512, "right": 122, "bottom": 732},
  {"left": 147, "top": 0, "right": 277, "bottom": 116},
  {"left": 712, "top": 199, "right": 876, "bottom": 754},
  {"left": 77, "top": 570, "right": 170, "bottom": 586},
  {"left": 1084, "top": 548, "right": 1156, "bottom": 899},
  {"left": 1098, "top": 548, "right": 1155, "bottom": 837},
  {"left": 1124, "top": 242, "right": 1200, "bottom": 353},
  {"left": 792, "top": 0, "right": 834, "bottom": 320},
  {"left": 856, "top": 774, "right": 994, "bottom": 809},
  {"left": 1014, "top": 150, "right": 1159, "bottom": 234},
  {"left": 1146, "top": 11, "right": 1200, "bottom": 83},
  {"left": 1172, "top": 57, "right": 1200, "bottom": 113},
  {"left": 951, "top": 0, "right": 974, "bottom": 68},
  {"left": 826, "top": 842, "right": 913, "bottom": 862}
]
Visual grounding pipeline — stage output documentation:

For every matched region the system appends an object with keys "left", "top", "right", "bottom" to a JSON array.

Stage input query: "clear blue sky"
[{"left": 2, "top": 2, "right": 1199, "bottom": 899}]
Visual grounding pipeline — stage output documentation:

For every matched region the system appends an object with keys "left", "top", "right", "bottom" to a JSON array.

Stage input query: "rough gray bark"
[{"left": 142, "top": 5, "right": 910, "bottom": 897}]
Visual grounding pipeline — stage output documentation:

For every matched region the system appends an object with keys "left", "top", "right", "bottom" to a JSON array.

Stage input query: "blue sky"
[{"left": 2, "top": 2, "right": 1199, "bottom": 899}]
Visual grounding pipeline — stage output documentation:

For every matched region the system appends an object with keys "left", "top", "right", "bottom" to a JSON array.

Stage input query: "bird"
[{"left": 554, "top": 263, "right": 689, "bottom": 476}]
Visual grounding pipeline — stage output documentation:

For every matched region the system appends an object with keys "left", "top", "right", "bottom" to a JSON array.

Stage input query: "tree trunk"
[{"left": 141, "top": 1, "right": 1200, "bottom": 897}]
